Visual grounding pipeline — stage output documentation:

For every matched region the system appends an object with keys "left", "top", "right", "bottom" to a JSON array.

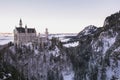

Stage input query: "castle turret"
[
  {"left": 25, "top": 25, "right": 27, "bottom": 33},
  {"left": 25, "top": 25, "right": 28, "bottom": 43},
  {"left": 45, "top": 28, "right": 48, "bottom": 40},
  {"left": 19, "top": 19, "right": 22, "bottom": 27}
]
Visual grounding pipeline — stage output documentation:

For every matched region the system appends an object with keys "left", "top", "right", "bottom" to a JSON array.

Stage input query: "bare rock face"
[
  {"left": 77, "top": 25, "right": 98, "bottom": 38},
  {"left": 103, "top": 11, "right": 120, "bottom": 28},
  {"left": 65, "top": 11, "right": 120, "bottom": 80}
]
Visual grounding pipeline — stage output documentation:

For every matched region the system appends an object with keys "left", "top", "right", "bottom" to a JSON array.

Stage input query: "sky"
[{"left": 0, "top": 0, "right": 120, "bottom": 33}]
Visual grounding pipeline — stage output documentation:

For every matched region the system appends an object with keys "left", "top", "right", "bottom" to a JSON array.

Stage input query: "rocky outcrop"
[{"left": 65, "top": 11, "right": 120, "bottom": 80}]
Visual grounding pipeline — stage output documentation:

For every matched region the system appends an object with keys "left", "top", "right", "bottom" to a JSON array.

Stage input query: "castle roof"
[
  {"left": 16, "top": 27, "right": 25, "bottom": 33},
  {"left": 27, "top": 28, "right": 36, "bottom": 33},
  {"left": 16, "top": 27, "right": 36, "bottom": 33}
]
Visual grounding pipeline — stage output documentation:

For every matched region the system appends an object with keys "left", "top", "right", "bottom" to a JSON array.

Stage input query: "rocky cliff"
[{"left": 65, "top": 11, "right": 120, "bottom": 80}]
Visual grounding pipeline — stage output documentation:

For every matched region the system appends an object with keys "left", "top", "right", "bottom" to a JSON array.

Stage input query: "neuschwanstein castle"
[{"left": 14, "top": 19, "right": 49, "bottom": 46}]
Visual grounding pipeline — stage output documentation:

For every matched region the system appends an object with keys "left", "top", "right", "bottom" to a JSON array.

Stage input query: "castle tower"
[
  {"left": 45, "top": 28, "right": 48, "bottom": 40},
  {"left": 25, "top": 25, "right": 27, "bottom": 33},
  {"left": 19, "top": 19, "right": 22, "bottom": 27},
  {"left": 25, "top": 25, "right": 28, "bottom": 43}
]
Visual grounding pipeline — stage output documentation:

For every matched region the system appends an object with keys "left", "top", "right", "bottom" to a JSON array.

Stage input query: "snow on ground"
[
  {"left": 105, "top": 59, "right": 120, "bottom": 80},
  {"left": 49, "top": 46, "right": 60, "bottom": 57},
  {"left": 115, "top": 61, "right": 120, "bottom": 77},
  {"left": 25, "top": 42, "right": 33, "bottom": 49},
  {"left": 62, "top": 71, "right": 74, "bottom": 80},
  {"left": 114, "top": 46, "right": 120, "bottom": 52},
  {"left": 25, "top": 42, "right": 32, "bottom": 46},
  {"left": 0, "top": 35, "right": 13, "bottom": 45},
  {"left": 1, "top": 73, "right": 12, "bottom": 80},
  {"left": 102, "top": 34, "right": 117, "bottom": 54},
  {"left": 49, "top": 33, "right": 77, "bottom": 40},
  {"left": 34, "top": 49, "right": 39, "bottom": 55},
  {"left": 63, "top": 41, "right": 79, "bottom": 48},
  {"left": 104, "top": 19, "right": 109, "bottom": 26},
  {"left": 106, "top": 67, "right": 114, "bottom": 80},
  {"left": 81, "top": 25, "right": 97, "bottom": 35},
  {"left": 59, "top": 38, "right": 70, "bottom": 42}
]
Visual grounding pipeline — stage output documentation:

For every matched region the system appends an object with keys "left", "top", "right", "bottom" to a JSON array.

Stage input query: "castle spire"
[
  {"left": 45, "top": 28, "right": 48, "bottom": 39},
  {"left": 25, "top": 24, "right": 27, "bottom": 28},
  {"left": 19, "top": 19, "right": 22, "bottom": 27}
]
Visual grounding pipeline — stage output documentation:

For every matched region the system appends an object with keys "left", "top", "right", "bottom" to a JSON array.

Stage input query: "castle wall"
[
  {"left": 14, "top": 31, "right": 36, "bottom": 45},
  {"left": 25, "top": 33, "right": 36, "bottom": 42}
]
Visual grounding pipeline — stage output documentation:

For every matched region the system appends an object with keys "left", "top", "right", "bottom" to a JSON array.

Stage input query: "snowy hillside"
[
  {"left": 0, "top": 33, "right": 75, "bottom": 80},
  {"left": 66, "top": 11, "right": 120, "bottom": 80}
]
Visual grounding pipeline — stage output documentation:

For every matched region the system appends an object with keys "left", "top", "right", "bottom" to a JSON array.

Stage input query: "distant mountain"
[{"left": 77, "top": 25, "right": 98, "bottom": 38}]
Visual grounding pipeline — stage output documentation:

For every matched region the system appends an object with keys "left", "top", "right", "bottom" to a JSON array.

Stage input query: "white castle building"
[{"left": 14, "top": 19, "right": 49, "bottom": 46}]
